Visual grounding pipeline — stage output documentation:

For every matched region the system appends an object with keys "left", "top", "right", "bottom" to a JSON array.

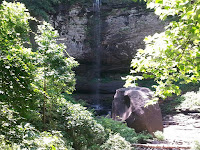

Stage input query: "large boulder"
[{"left": 112, "top": 87, "right": 163, "bottom": 135}]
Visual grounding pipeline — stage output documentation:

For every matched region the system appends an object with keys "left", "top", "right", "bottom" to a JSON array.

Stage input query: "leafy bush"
[
  {"left": 0, "top": 102, "right": 72, "bottom": 149},
  {"left": 101, "top": 133, "right": 132, "bottom": 150},
  {"left": 153, "top": 131, "right": 165, "bottom": 141},
  {"left": 0, "top": 131, "right": 73, "bottom": 150},
  {"left": 97, "top": 117, "right": 152, "bottom": 144},
  {"left": 3, "top": 0, "right": 93, "bottom": 20},
  {"left": 0, "top": 102, "right": 24, "bottom": 144},
  {"left": 161, "top": 89, "right": 200, "bottom": 114},
  {"left": 176, "top": 90, "right": 200, "bottom": 112},
  {"left": 58, "top": 99, "right": 106, "bottom": 149},
  {"left": 23, "top": 131, "right": 73, "bottom": 150},
  {"left": 0, "top": 1, "right": 39, "bottom": 116}
]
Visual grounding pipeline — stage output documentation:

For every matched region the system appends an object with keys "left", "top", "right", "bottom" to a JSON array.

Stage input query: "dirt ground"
[
  {"left": 134, "top": 113, "right": 200, "bottom": 150},
  {"left": 163, "top": 113, "right": 200, "bottom": 146}
]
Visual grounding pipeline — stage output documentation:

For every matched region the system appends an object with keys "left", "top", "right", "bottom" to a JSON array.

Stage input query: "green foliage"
[
  {"left": 100, "top": 133, "right": 132, "bottom": 150},
  {"left": 97, "top": 117, "right": 153, "bottom": 143},
  {"left": 33, "top": 21, "right": 78, "bottom": 129},
  {"left": 162, "top": 89, "right": 200, "bottom": 114},
  {"left": 24, "top": 131, "right": 72, "bottom": 150},
  {"left": 176, "top": 90, "right": 200, "bottom": 112},
  {"left": 192, "top": 141, "right": 200, "bottom": 150},
  {"left": 0, "top": 102, "right": 24, "bottom": 144},
  {"left": 0, "top": 1, "right": 32, "bottom": 46},
  {"left": 59, "top": 99, "right": 106, "bottom": 149},
  {"left": 0, "top": 1, "right": 38, "bottom": 116},
  {"left": 4, "top": 0, "right": 93, "bottom": 20},
  {"left": 3, "top": 0, "right": 60, "bottom": 20},
  {"left": 62, "top": 92, "right": 88, "bottom": 106},
  {"left": 125, "top": 0, "right": 200, "bottom": 99},
  {"left": 35, "top": 22, "right": 78, "bottom": 97},
  {"left": 153, "top": 131, "right": 165, "bottom": 141},
  {"left": 0, "top": 102, "right": 72, "bottom": 149},
  {"left": 0, "top": 130, "right": 72, "bottom": 150},
  {"left": 0, "top": 1, "right": 78, "bottom": 123},
  {"left": 160, "top": 97, "right": 183, "bottom": 114}
]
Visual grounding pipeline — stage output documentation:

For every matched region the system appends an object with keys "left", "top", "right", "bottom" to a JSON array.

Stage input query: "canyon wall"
[{"left": 50, "top": 2, "right": 166, "bottom": 106}]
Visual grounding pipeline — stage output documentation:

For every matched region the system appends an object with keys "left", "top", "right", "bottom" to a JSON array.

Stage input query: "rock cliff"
[{"left": 50, "top": 2, "right": 166, "bottom": 106}]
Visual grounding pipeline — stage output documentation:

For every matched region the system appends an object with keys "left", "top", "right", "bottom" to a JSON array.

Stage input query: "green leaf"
[{"left": 155, "top": 0, "right": 163, "bottom": 4}]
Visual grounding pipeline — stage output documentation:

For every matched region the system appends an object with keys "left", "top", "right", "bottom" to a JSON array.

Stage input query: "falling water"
[
  {"left": 93, "top": 0, "right": 101, "bottom": 11},
  {"left": 92, "top": 0, "right": 102, "bottom": 110}
]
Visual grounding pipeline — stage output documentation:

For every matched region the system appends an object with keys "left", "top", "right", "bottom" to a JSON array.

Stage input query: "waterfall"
[
  {"left": 92, "top": 0, "right": 102, "bottom": 110},
  {"left": 93, "top": 0, "right": 101, "bottom": 11}
]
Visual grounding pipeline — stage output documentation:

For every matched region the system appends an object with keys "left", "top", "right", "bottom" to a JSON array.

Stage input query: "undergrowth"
[
  {"left": 161, "top": 89, "right": 200, "bottom": 114},
  {"left": 97, "top": 117, "right": 153, "bottom": 144}
]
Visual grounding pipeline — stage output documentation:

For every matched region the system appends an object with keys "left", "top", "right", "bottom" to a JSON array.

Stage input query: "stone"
[
  {"left": 101, "top": 9, "right": 166, "bottom": 68},
  {"left": 49, "top": 3, "right": 166, "bottom": 71},
  {"left": 49, "top": 4, "right": 91, "bottom": 60},
  {"left": 112, "top": 87, "right": 163, "bottom": 135},
  {"left": 49, "top": 2, "right": 167, "bottom": 111}
]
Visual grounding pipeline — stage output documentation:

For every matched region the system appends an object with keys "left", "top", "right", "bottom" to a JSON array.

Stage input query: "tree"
[
  {"left": 34, "top": 22, "right": 78, "bottom": 129},
  {"left": 0, "top": 1, "right": 78, "bottom": 124},
  {"left": 125, "top": 0, "right": 200, "bottom": 99},
  {"left": 0, "top": 1, "right": 38, "bottom": 116},
  {"left": 2, "top": 0, "right": 92, "bottom": 20},
  {"left": 2, "top": 0, "right": 63, "bottom": 20}
]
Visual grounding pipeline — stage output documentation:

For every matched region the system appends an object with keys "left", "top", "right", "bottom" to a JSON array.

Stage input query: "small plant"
[
  {"left": 101, "top": 133, "right": 132, "bottom": 150},
  {"left": 192, "top": 141, "right": 200, "bottom": 150},
  {"left": 153, "top": 131, "right": 165, "bottom": 141}
]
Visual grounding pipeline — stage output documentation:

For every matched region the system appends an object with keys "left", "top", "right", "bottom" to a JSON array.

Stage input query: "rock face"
[
  {"left": 49, "top": 5, "right": 92, "bottom": 61},
  {"left": 50, "top": 3, "right": 166, "bottom": 71},
  {"left": 49, "top": 2, "right": 166, "bottom": 107},
  {"left": 101, "top": 8, "right": 166, "bottom": 68},
  {"left": 112, "top": 87, "right": 163, "bottom": 134}
]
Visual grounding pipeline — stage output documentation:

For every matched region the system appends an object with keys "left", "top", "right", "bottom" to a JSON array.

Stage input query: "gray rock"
[
  {"left": 49, "top": 5, "right": 91, "bottom": 60},
  {"left": 49, "top": 4, "right": 166, "bottom": 71},
  {"left": 112, "top": 87, "right": 163, "bottom": 135},
  {"left": 49, "top": 3, "right": 167, "bottom": 108},
  {"left": 101, "top": 9, "right": 166, "bottom": 67}
]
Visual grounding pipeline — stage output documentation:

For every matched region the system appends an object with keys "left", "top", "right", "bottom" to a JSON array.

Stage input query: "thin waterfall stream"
[{"left": 92, "top": 0, "right": 102, "bottom": 110}]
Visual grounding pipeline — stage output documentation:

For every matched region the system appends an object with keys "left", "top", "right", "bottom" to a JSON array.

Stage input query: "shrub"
[
  {"left": 57, "top": 98, "right": 106, "bottom": 150},
  {"left": 161, "top": 89, "right": 200, "bottom": 114},
  {"left": 0, "top": 131, "right": 73, "bottom": 150},
  {"left": 101, "top": 133, "right": 132, "bottom": 150},
  {"left": 24, "top": 131, "right": 73, "bottom": 150},
  {"left": 176, "top": 90, "right": 200, "bottom": 112},
  {"left": 0, "top": 102, "right": 72, "bottom": 149},
  {"left": 153, "top": 131, "right": 165, "bottom": 141},
  {"left": 97, "top": 117, "right": 152, "bottom": 144}
]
